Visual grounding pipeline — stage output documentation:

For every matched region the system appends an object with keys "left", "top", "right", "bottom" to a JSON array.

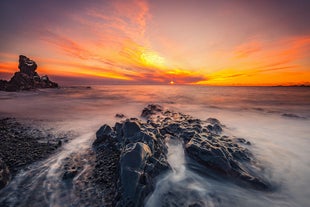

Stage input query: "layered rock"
[
  {"left": 93, "top": 104, "right": 271, "bottom": 206},
  {"left": 0, "top": 55, "right": 58, "bottom": 91}
]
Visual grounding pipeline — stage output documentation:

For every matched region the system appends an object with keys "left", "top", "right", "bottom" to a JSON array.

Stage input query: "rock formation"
[
  {"left": 92, "top": 104, "right": 272, "bottom": 206},
  {"left": 0, "top": 55, "right": 58, "bottom": 91}
]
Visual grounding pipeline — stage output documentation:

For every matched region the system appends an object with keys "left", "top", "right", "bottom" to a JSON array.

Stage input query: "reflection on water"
[{"left": 0, "top": 85, "right": 309, "bottom": 207}]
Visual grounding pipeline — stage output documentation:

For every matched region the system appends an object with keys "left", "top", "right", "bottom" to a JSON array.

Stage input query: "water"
[{"left": 0, "top": 85, "right": 310, "bottom": 207}]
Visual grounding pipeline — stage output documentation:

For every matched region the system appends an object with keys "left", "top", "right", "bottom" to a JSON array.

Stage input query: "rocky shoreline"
[
  {"left": 91, "top": 104, "right": 272, "bottom": 206},
  {"left": 0, "top": 105, "right": 272, "bottom": 206},
  {"left": 0, "top": 118, "right": 68, "bottom": 189}
]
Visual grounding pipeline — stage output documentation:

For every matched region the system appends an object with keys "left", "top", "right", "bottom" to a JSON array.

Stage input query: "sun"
[
  {"left": 140, "top": 51, "right": 165, "bottom": 67},
  {"left": 170, "top": 80, "right": 175, "bottom": 85}
]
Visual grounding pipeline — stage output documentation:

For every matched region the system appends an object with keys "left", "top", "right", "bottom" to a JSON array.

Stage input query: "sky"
[{"left": 0, "top": 0, "right": 310, "bottom": 86}]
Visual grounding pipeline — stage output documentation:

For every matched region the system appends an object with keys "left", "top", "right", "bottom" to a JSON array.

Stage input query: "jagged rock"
[
  {"left": 18, "top": 55, "right": 37, "bottom": 76},
  {"left": 122, "top": 120, "right": 141, "bottom": 138},
  {"left": 0, "top": 55, "right": 59, "bottom": 91},
  {"left": 93, "top": 105, "right": 272, "bottom": 205},
  {"left": 141, "top": 104, "right": 163, "bottom": 118},
  {"left": 0, "top": 158, "right": 10, "bottom": 189},
  {"left": 92, "top": 118, "right": 170, "bottom": 207},
  {"left": 117, "top": 142, "right": 152, "bottom": 207}
]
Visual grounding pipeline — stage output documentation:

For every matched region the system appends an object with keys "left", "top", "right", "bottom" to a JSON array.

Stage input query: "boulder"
[{"left": 122, "top": 120, "right": 141, "bottom": 138}]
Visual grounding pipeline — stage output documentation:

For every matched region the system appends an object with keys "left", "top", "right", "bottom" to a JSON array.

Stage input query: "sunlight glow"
[{"left": 140, "top": 51, "right": 165, "bottom": 67}]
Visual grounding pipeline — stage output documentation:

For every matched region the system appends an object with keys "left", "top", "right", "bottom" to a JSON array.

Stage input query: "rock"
[
  {"left": 0, "top": 55, "right": 59, "bottom": 91},
  {"left": 93, "top": 117, "right": 170, "bottom": 206},
  {"left": 0, "top": 80, "right": 8, "bottom": 91},
  {"left": 141, "top": 104, "right": 163, "bottom": 118},
  {"left": 93, "top": 124, "right": 113, "bottom": 149},
  {"left": 18, "top": 55, "right": 37, "bottom": 76},
  {"left": 0, "top": 158, "right": 10, "bottom": 189},
  {"left": 185, "top": 134, "right": 269, "bottom": 190},
  {"left": 115, "top": 113, "right": 126, "bottom": 118},
  {"left": 122, "top": 120, "right": 141, "bottom": 138},
  {"left": 117, "top": 142, "right": 152, "bottom": 207},
  {"left": 206, "top": 118, "right": 221, "bottom": 125},
  {"left": 93, "top": 105, "right": 272, "bottom": 205},
  {"left": 6, "top": 72, "right": 35, "bottom": 91}
]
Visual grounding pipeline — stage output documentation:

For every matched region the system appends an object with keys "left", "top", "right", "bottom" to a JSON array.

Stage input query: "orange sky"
[{"left": 0, "top": 0, "right": 310, "bottom": 85}]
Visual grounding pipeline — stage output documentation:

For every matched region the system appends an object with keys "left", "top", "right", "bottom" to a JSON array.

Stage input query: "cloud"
[{"left": 234, "top": 41, "right": 262, "bottom": 58}]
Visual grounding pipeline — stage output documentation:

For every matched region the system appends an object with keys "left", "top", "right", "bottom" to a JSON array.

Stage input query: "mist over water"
[{"left": 0, "top": 85, "right": 310, "bottom": 206}]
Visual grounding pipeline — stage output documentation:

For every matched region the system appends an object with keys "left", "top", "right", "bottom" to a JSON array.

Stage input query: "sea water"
[{"left": 0, "top": 85, "right": 309, "bottom": 207}]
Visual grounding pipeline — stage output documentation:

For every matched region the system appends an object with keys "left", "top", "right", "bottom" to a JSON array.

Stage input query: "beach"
[{"left": 0, "top": 85, "right": 310, "bottom": 207}]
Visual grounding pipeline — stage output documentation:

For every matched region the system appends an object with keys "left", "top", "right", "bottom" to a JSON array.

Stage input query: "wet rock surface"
[
  {"left": 0, "top": 118, "right": 67, "bottom": 189},
  {"left": 93, "top": 104, "right": 271, "bottom": 206},
  {"left": 0, "top": 55, "right": 58, "bottom": 91}
]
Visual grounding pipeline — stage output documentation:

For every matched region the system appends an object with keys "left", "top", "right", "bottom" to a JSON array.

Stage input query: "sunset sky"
[{"left": 0, "top": 0, "right": 310, "bottom": 85}]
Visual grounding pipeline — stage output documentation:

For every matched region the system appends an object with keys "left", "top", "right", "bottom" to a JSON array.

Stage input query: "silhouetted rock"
[
  {"left": 0, "top": 55, "right": 59, "bottom": 91},
  {"left": 0, "top": 80, "right": 8, "bottom": 91},
  {"left": 18, "top": 55, "right": 37, "bottom": 76}
]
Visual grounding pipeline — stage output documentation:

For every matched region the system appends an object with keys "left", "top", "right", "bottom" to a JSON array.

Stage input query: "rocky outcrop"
[
  {"left": 92, "top": 118, "right": 170, "bottom": 207},
  {"left": 0, "top": 55, "right": 58, "bottom": 91},
  {"left": 93, "top": 105, "right": 271, "bottom": 206}
]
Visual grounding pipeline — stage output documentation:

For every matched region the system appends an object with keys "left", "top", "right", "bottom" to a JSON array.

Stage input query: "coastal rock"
[
  {"left": 18, "top": 55, "right": 37, "bottom": 76},
  {"left": 0, "top": 80, "right": 8, "bottom": 91},
  {"left": 92, "top": 104, "right": 272, "bottom": 205},
  {"left": 0, "top": 55, "right": 59, "bottom": 91},
  {"left": 92, "top": 117, "right": 170, "bottom": 206},
  {"left": 141, "top": 104, "right": 163, "bottom": 118},
  {"left": 117, "top": 142, "right": 152, "bottom": 207}
]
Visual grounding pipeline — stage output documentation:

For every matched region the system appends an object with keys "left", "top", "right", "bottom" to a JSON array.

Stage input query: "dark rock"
[
  {"left": 185, "top": 134, "right": 269, "bottom": 190},
  {"left": 117, "top": 142, "right": 152, "bottom": 207},
  {"left": 0, "top": 55, "right": 59, "bottom": 91},
  {"left": 93, "top": 124, "right": 112, "bottom": 148},
  {"left": 282, "top": 113, "right": 306, "bottom": 119},
  {"left": 141, "top": 104, "right": 163, "bottom": 118},
  {"left": 206, "top": 118, "right": 221, "bottom": 125},
  {"left": 235, "top": 138, "right": 251, "bottom": 145},
  {"left": 115, "top": 113, "right": 126, "bottom": 118},
  {"left": 122, "top": 120, "right": 141, "bottom": 138},
  {"left": 18, "top": 55, "right": 37, "bottom": 76},
  {"left": 0, "top": 158, "right": 10, "bottom": 189},
  {"left": 93, "top": 105, "right": 272, "bottom": 205},
  {"left": 0, "top": 80, "right": 8, "bottom": 91},
  {"left": 213, "top": 124, "right": 222, "bottom": 134}
]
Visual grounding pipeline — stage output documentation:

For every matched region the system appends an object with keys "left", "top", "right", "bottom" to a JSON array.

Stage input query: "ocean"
[{"left": 0, "top": 85, "right": 310, "bottom": 207}]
